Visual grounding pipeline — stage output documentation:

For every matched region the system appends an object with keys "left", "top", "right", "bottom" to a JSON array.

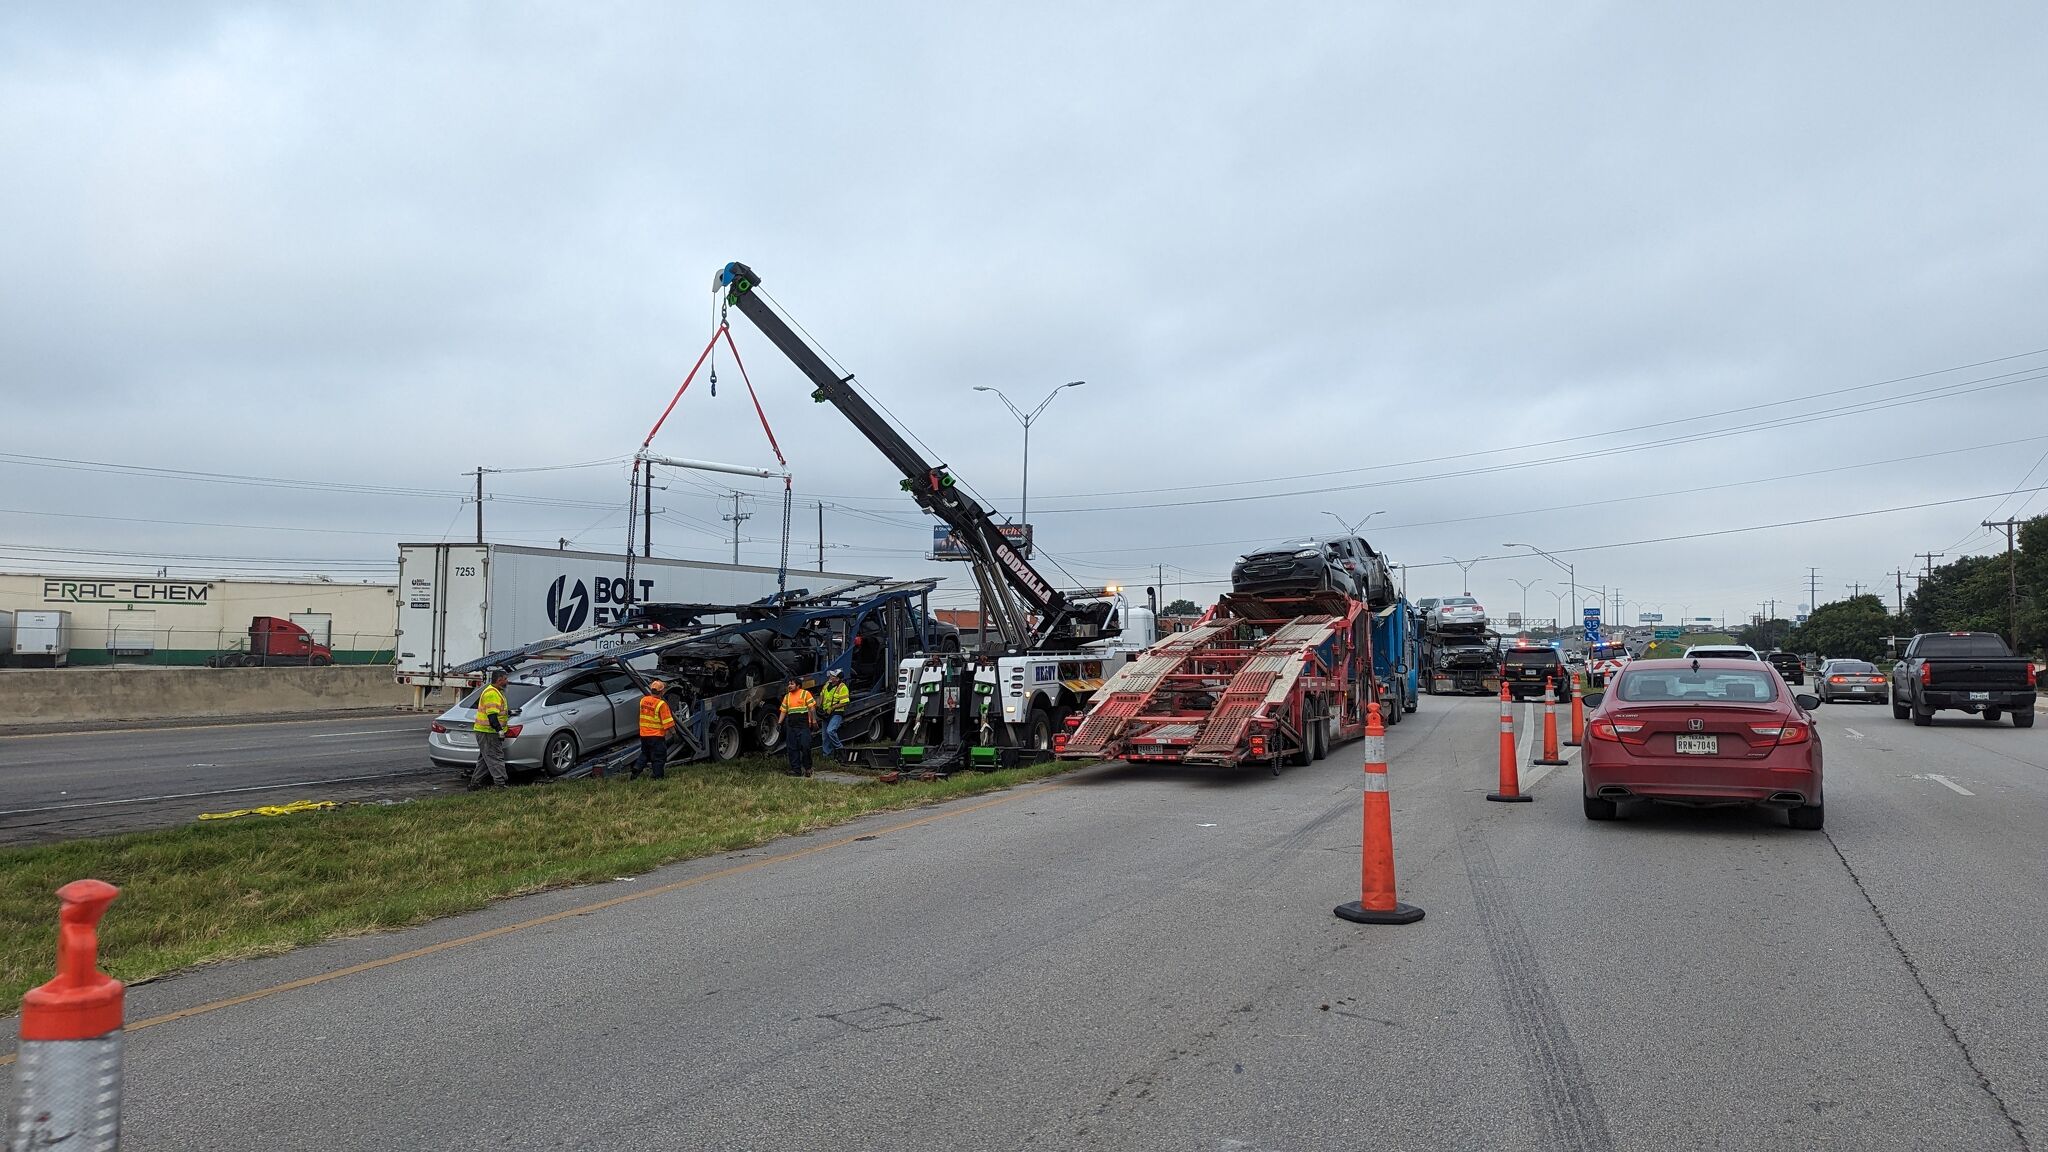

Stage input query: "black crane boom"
[{"left": 714, "top": 262, "right": 1115, "bottom": 652}]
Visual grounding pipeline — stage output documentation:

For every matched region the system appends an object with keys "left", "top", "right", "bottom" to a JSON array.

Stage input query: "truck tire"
[
  {"left": 1891, "top": 696, "right": 1909, "bottom": 720},
  {"left": 1911, "top": 702, "right": 1934, "bottom": 727},
  {"left": 2015, "top": 710, "right": 2036, "bottom": 729},
  {"left": 753, "top": 711, "right": 783, "bottom": 752},
  {"left": 710, "top": 716, "right": 742, "bottom": 761},
  {"left": 1403, "top": 686, "right": 1418, "bottom": 714},
  {"left": 543, "top": 732, "right": 579, "bottom": 777},
  {"left": 1025, "top": 707, "right": 1054, "bottom": 751},
  {"left": 1311, "top": 717, "right": 1328, "bottom": 761},
  {"left": 311, "top": 654, "right": 332, "bottom": 667}
]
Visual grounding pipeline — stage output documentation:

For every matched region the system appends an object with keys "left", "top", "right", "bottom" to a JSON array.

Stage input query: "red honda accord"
[{"left": 1581, "top": 658, "right": 1825, "bottom": 829}]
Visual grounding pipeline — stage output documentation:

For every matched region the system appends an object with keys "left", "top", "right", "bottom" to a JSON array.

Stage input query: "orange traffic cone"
[
  {"left": 1488, "top": 681, "right": 1532, "bottom": 803},
  {"left": 1534, "top": 677, "right": 1569, "bottom": 767},
  {"left": 1335, "top": 703, "right": 1423, "bottom": 925},
  {"left": 12, "top": 880, "right": 125, "bottom": 1151}
]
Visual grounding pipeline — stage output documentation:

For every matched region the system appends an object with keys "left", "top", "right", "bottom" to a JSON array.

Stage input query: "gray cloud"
[{"left": 3, "top": 1, "right": 2044, "bottom": 622}]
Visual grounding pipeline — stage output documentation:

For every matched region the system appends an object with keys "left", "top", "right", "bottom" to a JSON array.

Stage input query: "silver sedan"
[
  {"left": 1815, "top": 659, "right": 1888, "bottom": 704},
  {"left": 428, "top": 662, "right": 647, "bottom": 777}
]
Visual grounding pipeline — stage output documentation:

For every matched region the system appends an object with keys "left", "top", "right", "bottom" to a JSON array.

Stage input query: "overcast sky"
[{"left": 3, "top": 2, "right": 2045, "bottom": 625}]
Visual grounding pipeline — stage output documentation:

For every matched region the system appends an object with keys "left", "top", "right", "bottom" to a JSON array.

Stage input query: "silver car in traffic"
[
  {"left": 428, "top": 662, "right": 647, "bottom": 777},
  {"left": 1815, "top": 658, "right": 1888, "bottom": 703},
  {"left": 1430, "top": 596, "right": 1487, "bottom": 630}
]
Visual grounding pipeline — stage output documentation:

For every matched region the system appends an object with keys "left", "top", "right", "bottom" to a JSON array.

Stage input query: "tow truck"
[{"left": 715, "top": 262, "right": 1148, "bottom": 771}]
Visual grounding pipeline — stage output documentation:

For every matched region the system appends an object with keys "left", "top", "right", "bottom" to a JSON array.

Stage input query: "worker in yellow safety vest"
[
  {"left": 818, "top": 669, "right": 851, "bottom": 759},
  {"left": 778, "top": 677, "right": 819, "bottom": 776},
  {"left": 468, "top": 669, "right": 511, "bottom": 790},
  {"left": 632, "top": 679, "right": 677, "bottom": 781}
]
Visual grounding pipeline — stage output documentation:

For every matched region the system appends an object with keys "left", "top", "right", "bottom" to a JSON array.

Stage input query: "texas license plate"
[
  {"left": 1968, "top": 692, "right": 1990, "bottom": 701},
  {"left": 449, "top": 731, "right": 476, "bottom": 746},
  {"left": 1674, "top": 734, "right": 1718, "bottom": 755},
  {"left": 1852, "top": 686, "right": 1867, "bottom": 693}
]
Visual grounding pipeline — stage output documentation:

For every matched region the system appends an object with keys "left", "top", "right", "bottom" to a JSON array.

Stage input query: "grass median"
[{"left": 0, "top": 757, "right": 1079, "bottom": 1008}]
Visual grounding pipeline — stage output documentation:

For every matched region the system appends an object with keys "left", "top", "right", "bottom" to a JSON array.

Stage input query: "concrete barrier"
[{"left": 0, "top": 665, "right": 412, "bottom": 726}]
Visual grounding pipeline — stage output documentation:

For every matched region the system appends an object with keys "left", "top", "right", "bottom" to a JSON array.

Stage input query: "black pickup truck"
[{"left": 1889, "top": 632, "right": 2037, "bottom": 728}]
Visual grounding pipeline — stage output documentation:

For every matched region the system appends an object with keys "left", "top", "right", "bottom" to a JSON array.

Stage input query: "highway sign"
[{"left": 1654, "top": 627, "right": 1681, "bottom": 640}]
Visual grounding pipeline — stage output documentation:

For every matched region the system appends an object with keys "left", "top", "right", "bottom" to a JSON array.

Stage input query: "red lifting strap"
[
  {"left": 719, "top": 326, "right": 788, "bottom": 469},
  {"left": 641, "top": 326, "right": 724, "bottom": 449}
]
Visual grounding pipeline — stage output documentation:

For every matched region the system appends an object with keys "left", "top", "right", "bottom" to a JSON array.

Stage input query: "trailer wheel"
[
  {"left": 711, "top": 716, "right": 743, "bottom": 761},
  {"left": 1311, "top": 718, "right": 1328, "bottom": 761},
  {"left": 1403, "top": 685, "right": 1418, "bottom": 713},
  {"left": 753, "top": 710, "right": 783, "bottom": 752}
]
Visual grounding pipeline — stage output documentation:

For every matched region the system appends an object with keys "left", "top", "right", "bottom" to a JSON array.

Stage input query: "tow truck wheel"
[
  {"left": 710, "top": 717, "right": 742, "bottom": 761},
  {"left": 543, "top": 732, "right": 579, "bottom": 777},
  {"left": 866, "top": 713, "right": 889, "bottom": 743},
  {"left": 1025, "top": 707, "right": 1054, "bottom": 751}
]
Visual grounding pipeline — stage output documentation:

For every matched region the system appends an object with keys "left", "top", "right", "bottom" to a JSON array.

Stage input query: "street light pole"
[
  {"left": 1443, "top": 555, "right": 1478, "bottom": 594},
  {"left": 974, "top": 380, "right": 1084, "bottom": 553},
  {"left": 1509, "top": 577, "right": 1540, "bottom": 627},
  {"left": 1505, "top": 543, "right": 1575, "bottom": 638},
  {"left": 1324, "top": 509, "right": 1387, "bottom": 536}
]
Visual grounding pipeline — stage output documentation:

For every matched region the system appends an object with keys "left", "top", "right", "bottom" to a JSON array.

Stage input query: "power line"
[
  {"left": 1021, "top": 349, "right": 2048, "bottom": 503},
  {"left": 1027, "top": 368, "right": 2048, "bottom": 515}
]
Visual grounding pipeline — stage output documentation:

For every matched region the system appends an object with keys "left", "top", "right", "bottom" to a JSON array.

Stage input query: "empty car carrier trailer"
[{"left": 393, "top": 543, "right": 876, "bottom": 702}]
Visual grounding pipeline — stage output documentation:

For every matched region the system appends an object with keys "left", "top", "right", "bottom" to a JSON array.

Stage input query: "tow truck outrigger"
[{"left": 715, "top": 261, "right": 1147, "bottom": 772}]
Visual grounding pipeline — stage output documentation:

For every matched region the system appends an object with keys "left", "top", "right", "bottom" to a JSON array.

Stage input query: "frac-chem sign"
[{"left": 43, "top": 580, "right": 211, "bottom": 606}]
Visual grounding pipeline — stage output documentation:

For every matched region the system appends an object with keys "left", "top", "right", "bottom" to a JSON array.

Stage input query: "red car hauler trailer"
[{"left": 1058, "top": 589, "right": 1373, "bottom": 771}]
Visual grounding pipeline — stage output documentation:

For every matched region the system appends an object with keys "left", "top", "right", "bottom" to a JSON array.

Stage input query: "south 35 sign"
[{"left": 1582, "top": 606, "right": 1602, "bottom": 641}]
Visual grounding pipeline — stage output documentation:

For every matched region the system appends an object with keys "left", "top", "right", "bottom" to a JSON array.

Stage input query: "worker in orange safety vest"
[{"left": 632, "top": 680, "right": 677, "bottom": 781}]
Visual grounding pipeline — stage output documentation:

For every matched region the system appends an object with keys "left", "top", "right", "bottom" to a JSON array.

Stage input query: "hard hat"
[
  {"left": 648, "top": 679, "right": 667, "bottom": 692},
  {"left": 827, "top": 669, "right": 843, "bottom": 679}
]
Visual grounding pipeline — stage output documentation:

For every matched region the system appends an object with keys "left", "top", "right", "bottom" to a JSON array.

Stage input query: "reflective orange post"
[
  {"left": 1534, "top": 677, "right": 1569, "bottom": 767},
  {"left": 1565, "top": 675, "right": 1585, "bottom": 747},
  {"left": 1488, "top": 681, "right": 1532, "bottom": 802},
  {"left": 12, "top": 880, "right": 125, "bottom": 1151},
  {"left": 1335, "top": 703, "right": 1423, "bottom": 925}
]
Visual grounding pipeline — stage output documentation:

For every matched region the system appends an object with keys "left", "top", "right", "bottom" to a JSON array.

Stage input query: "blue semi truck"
[{"left": 1370, "top": 599, "right": 1421, "bottom": 722}]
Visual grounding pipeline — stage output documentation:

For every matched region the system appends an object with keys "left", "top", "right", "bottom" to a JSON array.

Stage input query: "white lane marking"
[
  {"left": 1841, "top": 728, "right": 1865, "bottom": 740},
  {"left": 306, "top": 728, "right": 419, "bottom": 738},
  {"left": 1920, "top": 773, "right": 1975, "bottom": 796},
  {"left": 0, "top": 769, "right": 441, "bottom": 817}
]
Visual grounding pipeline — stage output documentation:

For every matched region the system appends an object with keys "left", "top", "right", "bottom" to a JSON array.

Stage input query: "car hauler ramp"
[{"left": 1060, "top": 591, "right": 1369, "bottom": 769}]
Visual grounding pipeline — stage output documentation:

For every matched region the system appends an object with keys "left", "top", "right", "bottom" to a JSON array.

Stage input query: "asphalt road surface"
[
  {"left": 14, "top": 695, "right": 2046, "bottom": 1150},
  {"left": 0, "top": 713, "right": 446, "bottom": 843}
]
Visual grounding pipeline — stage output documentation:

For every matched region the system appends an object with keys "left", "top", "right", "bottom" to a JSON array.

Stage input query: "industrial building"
[{"left": 0, "top": 572, "right": 398, "bottom": 666}]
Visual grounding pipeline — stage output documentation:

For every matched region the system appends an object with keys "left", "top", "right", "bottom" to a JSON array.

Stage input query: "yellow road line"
[{"left": 0, "top": 779, "right": 1068, "bottom": 1066}]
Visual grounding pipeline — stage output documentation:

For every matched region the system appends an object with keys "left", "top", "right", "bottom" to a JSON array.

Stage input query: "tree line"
[{"left": 1742, "top": 516, "right": 2046, "bottom": 661}]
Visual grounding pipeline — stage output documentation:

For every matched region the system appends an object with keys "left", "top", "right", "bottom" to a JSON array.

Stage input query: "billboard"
[
  {"left": 1637, "top": 612, "right": 1662, "bottom": 623},
  {"left": 931, "top": 523, "right": 1032, "bottom": 560}
]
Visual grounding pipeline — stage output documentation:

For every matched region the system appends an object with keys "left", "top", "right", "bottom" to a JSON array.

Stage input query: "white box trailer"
[
  {"left": 15, "top": 610, "right": 71, "bottom": 667},
  {"left": 393, "top": 543, "right": 879, "bottom": 694},
  {"left": 0, "top": 610, "right": 12, "bottom": 666}
]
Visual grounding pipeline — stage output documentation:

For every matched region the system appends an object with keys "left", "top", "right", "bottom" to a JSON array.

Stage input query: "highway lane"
[
  {"left": 37, "top": 694, "right": 2047, "bottom": 1150},
  {"left": 0, "top": 713, "right": 447, "bottom": 843}
]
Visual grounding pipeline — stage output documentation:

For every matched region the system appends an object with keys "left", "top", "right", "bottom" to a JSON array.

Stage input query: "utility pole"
[
  {"left": 722, "top": 493, "right": 751, "bottom": 566},
  {"left": 816, "top": 501, "right": 825, "bottom": 572},
  {"left": 1806, "top": 567, "right": 1820, "bottom": 614},
  {"left": 1916, "top": 552, "right": 1944, "bottom": 581},
  {"left": 1888, "top": 568, "right": 1908, "bottom": 616},
  {"left": 472, "top": 467, "right": 485, "bottom": 543},
  {"left": 642, "top": 462, "right": 654, "bottom": 559},
  {"left": 1846, "top": 582, "right": 1865, "bottom": 598},
  {"left": 1982, "top": 519, "right": 2020, "bottom": 649}
]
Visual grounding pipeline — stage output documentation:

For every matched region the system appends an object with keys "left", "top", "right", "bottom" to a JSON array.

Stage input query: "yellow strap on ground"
[{"left": 198, "top": 799, "right": 338, "bottom": 821}]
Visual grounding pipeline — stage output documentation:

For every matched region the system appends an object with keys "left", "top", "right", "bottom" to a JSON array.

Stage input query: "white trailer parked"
[
  {"left": 394, "top": 543, "right": 876, "bottom": 699},
  {"left": 14, "top": 610, "right": 70, "bottom": 667}
]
